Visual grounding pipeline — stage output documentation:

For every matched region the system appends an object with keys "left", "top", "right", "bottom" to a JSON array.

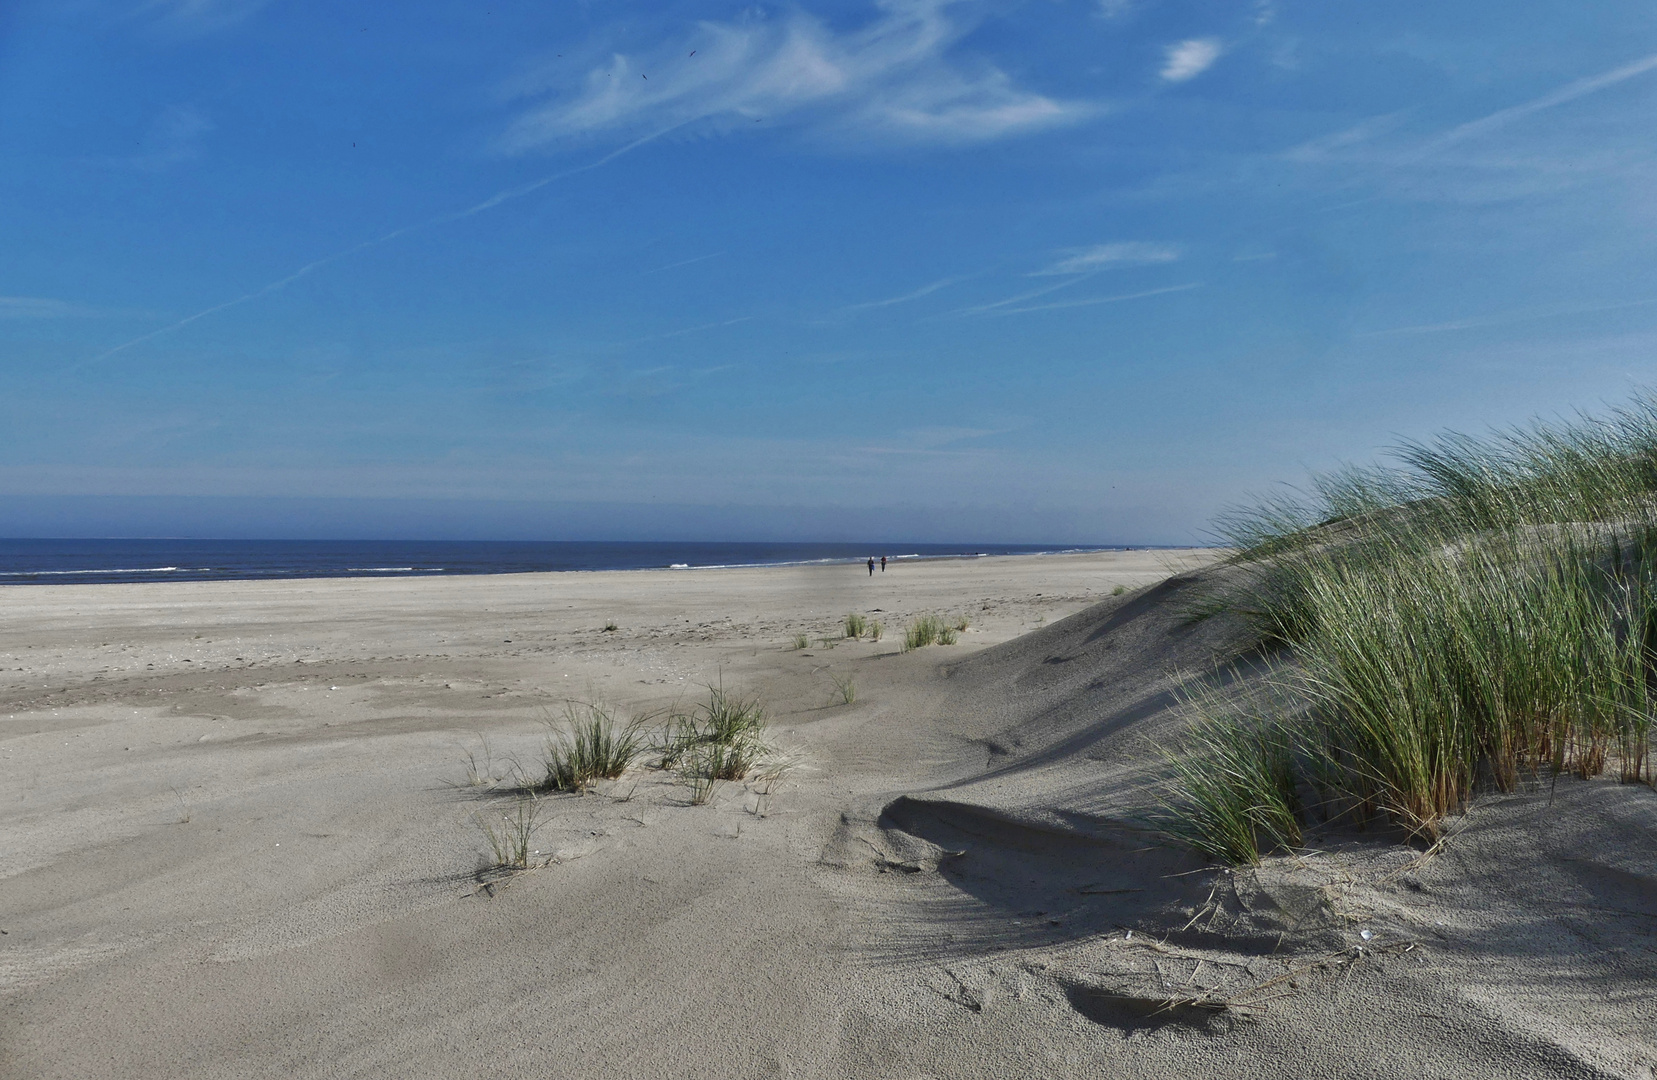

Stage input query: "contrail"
[
  {"left": 1415, "top": 51, "right": 1657, "bottom": 157},
  {"left": 74, "top": 127, "right": 678, "bottom": 371}
]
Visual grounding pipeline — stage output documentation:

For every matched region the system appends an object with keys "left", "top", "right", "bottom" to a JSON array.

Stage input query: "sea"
[{"left": 0, "top": 539, "right": 1120, "bottom": 586}]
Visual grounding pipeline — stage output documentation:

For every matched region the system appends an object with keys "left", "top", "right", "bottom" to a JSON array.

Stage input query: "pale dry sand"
[{"left": 1, "top": 550, "right": 1653, "bottom": 1079}]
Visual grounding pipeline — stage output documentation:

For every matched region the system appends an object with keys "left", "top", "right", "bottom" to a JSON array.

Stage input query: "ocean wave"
[
  {"left": 4, "top": 566, "right": 186, "bottom": 576},
  {"left": 345, "top": 567, "right": 421, "bottom": 573}
]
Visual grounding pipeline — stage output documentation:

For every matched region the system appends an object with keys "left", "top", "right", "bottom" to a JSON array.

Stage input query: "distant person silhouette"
[
  {"left": 880, "top": 556, "right": 887, "bottom": 572},
  {"left": 867, "top": 557, "right": 875, "bottom": 576}
]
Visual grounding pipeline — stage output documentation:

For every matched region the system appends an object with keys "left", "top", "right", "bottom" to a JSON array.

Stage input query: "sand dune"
[{"left": 1, "top": 550, "right": 1653, "bottom": 1078}]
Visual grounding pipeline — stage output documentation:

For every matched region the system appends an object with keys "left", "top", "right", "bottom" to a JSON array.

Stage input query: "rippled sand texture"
[{"left": 2, "top": 549, "right": 1653, "bottom": 1079}]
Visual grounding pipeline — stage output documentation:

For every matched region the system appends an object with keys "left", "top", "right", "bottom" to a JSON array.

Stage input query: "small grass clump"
[
  {"left": 903, "top": 615, "right": 946, "bottom": 651},
  {"left": 541, "top": 702, "right": 646, "bottom": 792},
  {"left": 476, "top": 795, "right": 541, "bottom": 869},
  {"left": 868, "top": 620, "right": 884, "bottom": 642},
  {"left": 657, "top": 687, "right": 776, "bottom": 804},
  {"left": 954, "top": 615, "right": 971, "bottom": 632},
  {"left": 457, "top": 734, "right": 500, "bottom": 787},
  {"left": 792, "top": 633, "right": 810, "bottom": 650},
  {"left": 602, "top": 621, "right": 619, "bottom": 632},
  {"left": 844, "top": 613, "right": 868, "bottom": 639},
  {"left": 1112, "top": 584, "right": 1128, "bottom": 596},
  {"left": 829, "top": 671, "right": 856, "bottom": 706}
]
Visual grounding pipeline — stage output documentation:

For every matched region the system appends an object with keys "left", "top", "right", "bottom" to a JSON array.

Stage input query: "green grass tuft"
[
  {"left": 844, "top": 613, "right": 868, "bottom": 639},
  {"left": 476, "top": 795, "right": 541, "bottom": 869},
  {"left": 829, "top": 671, "right": 856, "bottom": 706},
  {"left": 541, "top": 702, "right": 647, "bottom": 792},
  {"left": 656, "top": 687, "right": 777, "bottom": 803},
  {"left": 903, "top": 615, "right": 946, "bottom": 651},
  {"left": 1162, "top": 391, "right": 1657, "bottom": 860},
  {"left": 1156, "top": 709, "right": 1302, "bottom": 866}
]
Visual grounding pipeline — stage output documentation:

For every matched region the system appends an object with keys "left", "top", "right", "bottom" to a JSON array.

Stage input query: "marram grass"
[
  {"left": 1156, "top": 707, "right": 1302, "bottom": 866},
  {"left": 541, "top": 702, "right": 647, "bottom": 792},
  {"left": 1165, "top": 394, "right": 1657, "bottom": 862},
  {"left": 656, "top": 686, "right": 788, "bottom": 803}
]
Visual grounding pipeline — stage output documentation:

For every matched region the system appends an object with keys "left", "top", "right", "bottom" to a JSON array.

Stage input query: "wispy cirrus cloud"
[
  {"left": 644, "top": 252, "right": 726, "bottom": 275},
  {"left": 139, "top": 0, "right": 271, "bottom": 34},
  {"left": 986, "top": 281, "right": 1201, "bottom": 316},
  {"left": 947, "top": 275, "right": 1088, "bottom": 317},
  {"left": 1290, "top": 53, "right": 1657, "bottom": 168},
  {"left": 105, "top": 105, "right": 213, "bottom": 172},
  {"left": 1034, "top": 241, "right": 1182, "bottom": 275},
  {"left": 501, "top": 0, "right": 1096, "bottom": 151},
  {"left": 0, "top": 296, "right": 117, "bottom": 318},
  {"left": 1161, "top": 38, "right": 1222, "bottom": 83},
  {"left": 1412, "top": 52, "right": 1657, "bottom": 158},
  {"left": 76, "top": 131, "right": 670, "bottom": 370},
  {"left": 843, "top": 275, "right": 966, "bottom": 310}
]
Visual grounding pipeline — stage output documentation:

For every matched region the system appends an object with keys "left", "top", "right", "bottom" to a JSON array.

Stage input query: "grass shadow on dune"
[{"left": 842, "top": 796, "right": 1212, "bottom": 964}]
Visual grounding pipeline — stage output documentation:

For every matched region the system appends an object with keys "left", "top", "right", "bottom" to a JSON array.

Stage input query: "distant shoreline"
[{"left": 0, "top": 538, "right": 1200, "bottom": 587}]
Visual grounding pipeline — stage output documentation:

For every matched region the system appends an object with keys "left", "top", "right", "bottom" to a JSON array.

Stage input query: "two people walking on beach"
[{"left": 867, "top": 556, "right": 888, "bottom": 576}]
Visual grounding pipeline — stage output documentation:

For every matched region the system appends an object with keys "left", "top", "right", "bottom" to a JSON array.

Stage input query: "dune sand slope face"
[{"left": 1, "top": 550, "right": 1654, "bottom": 1079}]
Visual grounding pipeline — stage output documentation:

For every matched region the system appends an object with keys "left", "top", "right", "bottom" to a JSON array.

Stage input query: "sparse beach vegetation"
[
  {"left": 457, "top": 734, "right": 501, "bottom": 787},
  {"left": 1163, "top": 395, "right": 1657, "bottom": 861},
  {"left": 476, "top": 795, "right": 541, "bottom": 870},
  {"left": 656, "top": 687, "right": 782, "bottom": 803},
  {"left": 844, "top": 612, "right": 868, "bottom": 638},
  {"left": 541, "top": 702, "right": 647, "bottom": 792},
  {"left": 830, "top": 671, "right": 856, "bottom": 706},
  {"left": 792, "top": 633, "right": 810, "bottom": 650},
  {"left": 903, "top": 615, "right": 946, "bottom": 650}
]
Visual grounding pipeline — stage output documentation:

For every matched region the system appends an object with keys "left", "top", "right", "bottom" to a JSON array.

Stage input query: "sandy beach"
[{"left": 2, "top": 549, "right": 1653, "bottom": 1079}]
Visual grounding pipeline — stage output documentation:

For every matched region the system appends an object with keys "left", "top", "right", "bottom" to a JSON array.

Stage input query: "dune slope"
[{"left": 1, "top": 554, "right": 1653, "bottom": 1078}]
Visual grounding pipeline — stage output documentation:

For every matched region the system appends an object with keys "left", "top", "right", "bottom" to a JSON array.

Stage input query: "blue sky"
[{"left": 3, "top": 0, "right": 1656, "bottom": 542}]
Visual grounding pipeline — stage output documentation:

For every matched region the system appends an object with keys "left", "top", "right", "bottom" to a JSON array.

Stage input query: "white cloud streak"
[
  {"left": 1, "top": 297, "right": 88, "bottom": 319},
  {"left": 502, "top": 0, "right": 1095, "bottom": 150},
  {"left": 987, "top": 281, "right": 1201, "bottom": 316},
  {"left": 74, "top": 128, "right": 674, "bottom": 371},
  {"left": 842, "top": 275, "right": 965, "bottom": 310},
  {"left": 1290, "top": 53, "right": 1657, "bottom": 170},
  {"left": 947, "top": 275, "right": 1090, "bottom": 317},
  {"left": 644, "top": 252, "right": 726, "bottom": 275},
  {"left": 1416, "top": 52, "right": 1657, "bottom": 157},
  {"left": 1034, "top": 241, "right": 1182, "bottom": 275},
  {"left": 1161, "top": 38, "right": 1222, "bottom": 83},
  {"left": 140, "top": 0, "right": 271, "bottom": 34}
]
